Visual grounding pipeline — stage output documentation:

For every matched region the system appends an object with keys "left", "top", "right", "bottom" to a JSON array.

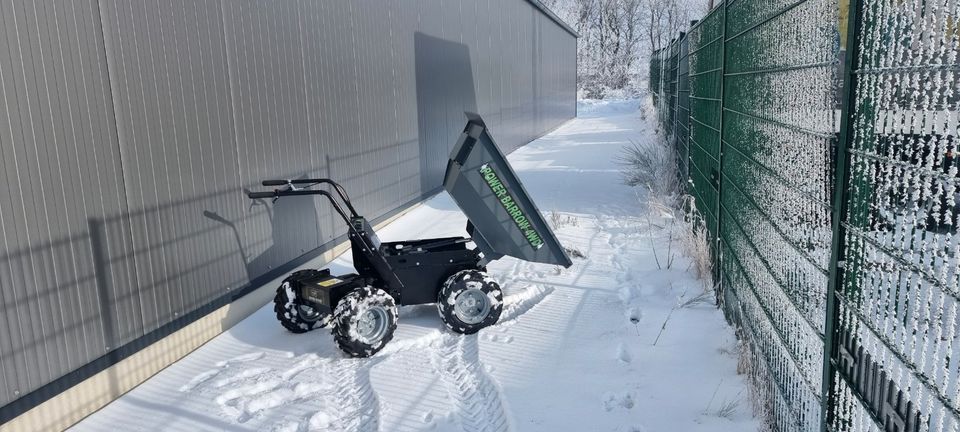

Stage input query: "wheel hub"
[
  {"left": 356, "top": 306, "right": 389, "bottom": 344},
  {"left": 454, "top": 288, "right": 491, "bottom": 325},
  {"left": 297, "top": 304, "right": 321, "bottom": 322}
]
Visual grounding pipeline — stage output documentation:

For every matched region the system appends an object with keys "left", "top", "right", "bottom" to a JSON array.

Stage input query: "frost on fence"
[
  {"left": 718, "top": 0, "right": 839, "bottom": 430},
  {"left": 667, "top": 38, "right": 681, "bottom": 142},
  {"left": 649, "top": 49, "right": 663, "bottom": 107},
  {"left": 677, "top": 34, "right": 691, "bottom": 189},
  {"left": 688, "top": 7, "right": 724, "bottom": 240},
  {"left": 831, "top": 0, "right": 960, "bottom": 431},
  {"left": 649, "top": 48, "right": 672, "bottom": 131}
]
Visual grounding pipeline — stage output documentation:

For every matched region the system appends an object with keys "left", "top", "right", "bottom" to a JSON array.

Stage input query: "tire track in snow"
[
  {"left": 434, "top": 334, "right": 510, "bottom": 432},
  {"left": 499, "top": 284, "right": 554, "bottom": 324},
  {"left": 179, "top": 279, "right": 552, "bottom": 430},
  {"left": 326, "top": 358, "right": 381, "bottom": 432}
]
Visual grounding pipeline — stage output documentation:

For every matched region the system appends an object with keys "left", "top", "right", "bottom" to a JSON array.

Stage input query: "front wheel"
[
  {"left": 332, "top": 286, "right": 398, "bottom": 357},
  {"left": 438, "top": 270, "right": 503, "bottom": 334}
]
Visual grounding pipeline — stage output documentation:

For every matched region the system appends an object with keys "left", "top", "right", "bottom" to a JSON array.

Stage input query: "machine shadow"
[{"left": 415, "top": 32, "right": 478, "bottom": 195}]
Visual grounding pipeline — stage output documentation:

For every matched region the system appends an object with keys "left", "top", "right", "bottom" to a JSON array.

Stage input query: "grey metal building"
[{"left": 0, "top": 0, "right": 576, "bottom": 425}]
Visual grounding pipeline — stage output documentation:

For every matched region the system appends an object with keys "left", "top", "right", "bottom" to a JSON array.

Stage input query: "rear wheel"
[
  {"left": 332, "top": 286, "right": 398, "bottom": 357},
  {"left": 438, "top": 270, "right": 503, "bottom": 334},
  {"left": 274, "top": 272, "right": 330, "bottom": 333}
]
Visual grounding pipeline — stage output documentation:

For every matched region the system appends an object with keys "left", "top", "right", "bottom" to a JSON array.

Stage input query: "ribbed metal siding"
[
  {"left": 0, "top": 0, "right": 128, "bottom": 404},
  {"left": 0, "top": 0, "right": 575, "bottom": 413}
]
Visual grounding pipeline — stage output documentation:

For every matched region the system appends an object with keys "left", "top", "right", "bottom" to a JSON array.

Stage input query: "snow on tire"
[
  {"left": 332, "top": 286, "right": 398, "bottom": 358},
  {"left": 274, "top": 271, "right": 330, "bottom": 334},
  {"left": 438, "top": 270, "right": 503, "bottom": 334}
]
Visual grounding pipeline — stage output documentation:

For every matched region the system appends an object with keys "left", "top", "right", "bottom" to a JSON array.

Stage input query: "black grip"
[
  {"left": 262, "top": 180, "right": 288, "bottom": 186},
  {"left": 247, "top": 191, "right": 276, "bottom": 199}
]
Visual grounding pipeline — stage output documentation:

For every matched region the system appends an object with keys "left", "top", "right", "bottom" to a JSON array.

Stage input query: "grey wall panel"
[
  {"left": 298, "top": 0, "right": 336, "bottom": 243},
  {"left": 0, "top": 0, "right": 576, "bottom": 414},
  {"left": 0, "top": 0, "right": 133, "bottom": 402},
  {"left": 393, "top": 1, "right": 421, "bottom": 206}
]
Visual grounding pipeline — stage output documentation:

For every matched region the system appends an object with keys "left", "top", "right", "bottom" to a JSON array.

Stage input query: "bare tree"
[{"left": 542, "top": 0, "right": 708, "bottom": 98}]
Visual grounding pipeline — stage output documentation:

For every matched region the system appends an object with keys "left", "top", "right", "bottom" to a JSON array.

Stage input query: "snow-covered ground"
[{"left": 73, "top": 100, "right": 758, "bottom": 432}]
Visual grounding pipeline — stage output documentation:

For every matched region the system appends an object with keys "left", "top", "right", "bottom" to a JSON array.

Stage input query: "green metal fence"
[
  {"left": 650, "top": 49, "right": 664, "bottom": 109},
  {"left": 667, "top": 37, "right": 680, "bottom": 139},
  {"left": 651, "top": 35, "right": 691, "bottom": 189},
  {"left": 721, "top": 0, "right": 839, "bottom": 429},
  {"left": 649, "top": 0, "right": 960, "bottom": 430},
  {"left": 677, "top": 32, "right": 691, "bottom": 190},
  {"left": 687, "top": 8, "right": 724, "bottom": 241},
  {"left": 829, "top": 0, "right": 960, "bottom": 430}
]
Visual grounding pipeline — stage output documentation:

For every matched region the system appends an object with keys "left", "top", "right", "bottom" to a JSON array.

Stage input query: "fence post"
[
  {"left": 820, "top": 0, "right": 862, "bottom": 429},
  {"left": 712, "top": 1, "right": 728, "bottom": 287},
  {"left": 661, "top": 49, "right": 666, "bottom": 117},
  {"left": 674, "top": 35, "right": 681, "bottom": 143},
  {"left": 677, "top": 31, "right": 688, "bottom": 188}
]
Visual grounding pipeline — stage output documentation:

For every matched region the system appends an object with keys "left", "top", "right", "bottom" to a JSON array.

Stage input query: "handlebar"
[
  {"left": 257, "top": 178, "right": 359, "bottom": 217},
  {"left": 247, "top": 189, "right": 353, "bottom": 225},
  {"left": 247, "top": 191, "right": 278, "bottom": 199}
]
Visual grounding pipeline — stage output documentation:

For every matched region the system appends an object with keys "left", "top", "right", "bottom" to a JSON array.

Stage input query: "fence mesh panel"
[
  {"left": 649, "top": 0, "right": 958, "bottom": 430},
  {"left": 677, "top": 34, "right": 691, "bottom": 187},
  {"left": 667, "top": 38, "right": 681, "bottom": 140},
  {"left": 720, "top": 0, "right": 839, "bottom": 428},
  {"left": 688, "top": 7, "right": 725, "bottom": 240},
  {"left": 830, "top": 0, "right": 960, "bottom": 431},
  {"left": 650, "top": 47, "right": 665, "bottom": 110}
]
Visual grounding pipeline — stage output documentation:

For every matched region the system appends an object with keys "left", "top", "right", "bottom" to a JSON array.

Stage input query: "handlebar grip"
[
  {"left": 247, "top": 191, "right": 276, "bottom": 199},
  {"left": 262, "top": 180, "right": 288, "bottom": 186}
]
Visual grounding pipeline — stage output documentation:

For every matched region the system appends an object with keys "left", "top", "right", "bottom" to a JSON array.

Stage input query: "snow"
[{"left": 71, "top": 99, "right": 758, "bottom": 432}]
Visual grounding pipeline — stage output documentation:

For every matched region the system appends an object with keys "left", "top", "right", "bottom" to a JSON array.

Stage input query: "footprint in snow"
[
  {"left": 179, "top": 352, "right": 366, "bottom": 427},
  {"left": 618, "top": 286, "right": 637, "bottom": 304},
  {"left": 615, "top": 343, "right": 631, "bottom": 364},
  {"left": 602, "top": 391, "right": 636, "bottom": 412}
]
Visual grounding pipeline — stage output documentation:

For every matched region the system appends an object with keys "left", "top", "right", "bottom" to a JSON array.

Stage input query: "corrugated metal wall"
[{"left": 0, "top": 0, "right": 575, "bottom": 416}]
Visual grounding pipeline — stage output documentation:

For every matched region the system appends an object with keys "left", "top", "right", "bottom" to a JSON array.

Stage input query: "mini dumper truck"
[{"left": 246, "top": 113, "right": 572, "bottom": 357}]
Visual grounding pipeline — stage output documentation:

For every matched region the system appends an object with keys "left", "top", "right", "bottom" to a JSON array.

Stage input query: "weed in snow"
[
  {"left": 548, "top": 210, "right": 581, "bottom": 229},
  {"left": 652, "top": 285, "right": 682, "bottom": 346},
  {"left": 678, "top": 290, "right": 714, "bottom": 309},
  {"left": 678, "top": 196, "right": 714, "bottom": 286},
  {"left": 703, "top": 379, "right": 723, "bottom": 414},
  {"left": 618, "top": 137, "right": 715, "bottom": 286},
  {"left": 564, "top": 246, "right": 586, "bottom": 259},
  {"left": 713, "top": 398, "right": 741, "bottom": 420},
  {"left": 617, "top": 139, "right": 678, "bottom": 197}
]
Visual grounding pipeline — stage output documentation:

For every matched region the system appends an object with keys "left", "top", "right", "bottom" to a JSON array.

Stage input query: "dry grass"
[
  {"left": 713, "top": 398, "right": 741, "bottom": 419},
  {"left": 548, "top": 210, "right": 580, "bottom": 229},
  {"left": 678, "top": 290, "right": 714, "bottom": 309},
  {"left": 616, "top": 138, "right": 679, "bottom": 197},
  {"left": 678, "top": 195, "right": 714, "bottom": 286},
  {"left": 640, "top": 194, "right": 714, "bottom": 284},
  {"left": 546, "top": 211, "right": 586, "bottom": 260},
  {"left": 734, "top": 326, "right": 775, "bottom": 432}
]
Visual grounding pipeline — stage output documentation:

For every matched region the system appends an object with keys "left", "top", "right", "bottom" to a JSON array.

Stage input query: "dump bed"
[{"left": 443, "top": 113, "right": 572, "bottom": 268}]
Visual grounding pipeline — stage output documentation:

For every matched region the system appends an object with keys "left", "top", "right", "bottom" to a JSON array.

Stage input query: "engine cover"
[{"left": 292, "top": 271, "right": 360, "bottom": 313}]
